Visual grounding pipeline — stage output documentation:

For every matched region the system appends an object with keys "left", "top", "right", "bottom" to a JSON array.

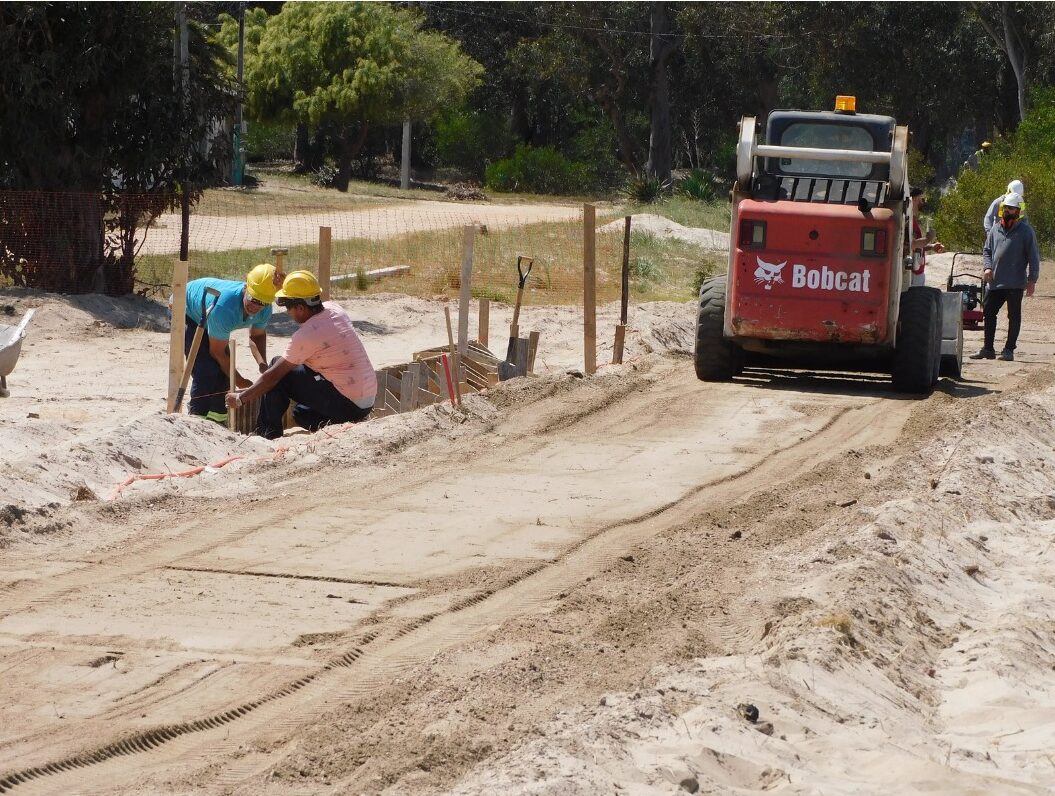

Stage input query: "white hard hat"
[
  {"left": 1003, "top": 192, "right": 1024, "bottom": 208},
  {"left": 1007, "top": 179, "right": 1025, "bottom": 195}
]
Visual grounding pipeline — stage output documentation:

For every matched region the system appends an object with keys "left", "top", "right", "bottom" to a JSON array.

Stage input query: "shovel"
[
  {"left": 499, "top": 256, "right": 533, "bottom": 380},
  {"left": 173, "top": 286, "right": 221, "bottom": 412}
]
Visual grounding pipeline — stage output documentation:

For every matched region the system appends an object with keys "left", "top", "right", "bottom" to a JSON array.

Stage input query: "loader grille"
[{"left": 753, "top": 176, "right": 888, "bottom": 206}]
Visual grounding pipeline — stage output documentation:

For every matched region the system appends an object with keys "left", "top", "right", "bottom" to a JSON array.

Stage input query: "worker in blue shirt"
[{"left": 185, "top": 264, "right": 279, "bottom": 422}]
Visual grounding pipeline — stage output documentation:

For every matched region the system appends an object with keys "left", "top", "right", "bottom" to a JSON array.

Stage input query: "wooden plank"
[
  {"left": 329, "top": 265, "right": 410, "bottom": 284},
  {"left": 514, "top": 337, "right": 529, "bottom": 377},
  {"left": 167, "top": 259, "right": 189, "bottom": 413},
  {"left": 457, "top": 225, "right": 475, "bottom": 356},
  {"left": 583, "top": 203, "right": 597, "bottom": 375},
  {"left": 374, "top": 370, "right": 387, "bottom": 411},
  {"left": 318, "top": 226, "right": 332, "bottom": 301},
  {"left": 527, "top": 331, "right": 540, "bottom": 374},
  {"left": 612, "top": 324, "right": 626, "bottom": 365},
  {"left": 398, "top": 365, "right": 419, "bottom": 413},
  {"left": 227, "top": 339, "right": 237, "bottom": 431},
  {"left": 478, "top": 298, "right": 489, "bottom": 348}
]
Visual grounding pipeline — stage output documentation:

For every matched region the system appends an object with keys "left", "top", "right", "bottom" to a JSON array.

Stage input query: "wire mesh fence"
[{"left": 1, "top": 189, "right": 723, "bottom": 305}]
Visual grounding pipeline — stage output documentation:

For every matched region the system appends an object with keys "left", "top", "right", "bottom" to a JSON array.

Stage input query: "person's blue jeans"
[
  {"left": 185, "top": 315, "right": 228, "bottom": 420},
  {"left": 257, "top": 359, "right": 371, "bottom": 439}
]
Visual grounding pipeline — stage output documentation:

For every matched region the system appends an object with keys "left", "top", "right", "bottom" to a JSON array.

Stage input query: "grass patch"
[
  {"left": 137, "top": 215, "right": 720, "bottom": 306},
  {"left": 621, "top": 195, "right": 729, "bottom": 230}
]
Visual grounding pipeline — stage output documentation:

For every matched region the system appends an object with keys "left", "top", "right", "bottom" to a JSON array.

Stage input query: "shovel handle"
[{"left": 516, "top": 256, "right": 534, "bottom": 289}]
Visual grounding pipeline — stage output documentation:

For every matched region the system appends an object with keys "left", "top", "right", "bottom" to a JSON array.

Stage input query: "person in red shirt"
[
  {"left": 910, "top": 187, "right": 945, "bottom": 286},
  {"left": 226, "top": 271, "right": 377, "bottom": 440}
]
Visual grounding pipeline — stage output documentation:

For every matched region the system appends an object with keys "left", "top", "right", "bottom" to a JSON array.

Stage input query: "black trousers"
[
  {"left": 982, "top": 288, "right": 1024, "bottom": 352},
  {"left": 185, "top": 315, "right": 227, "bottom": 418},
  {"left": 257, "top": 360, "right": 371, "bottom": 439}
]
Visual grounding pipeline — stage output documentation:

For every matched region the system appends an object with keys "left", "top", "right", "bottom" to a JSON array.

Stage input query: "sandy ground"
[{"left": 1, "top": 251, "right": 1054, "bottom": 795}]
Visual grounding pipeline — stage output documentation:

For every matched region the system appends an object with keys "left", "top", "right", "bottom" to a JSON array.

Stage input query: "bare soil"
[{"left": 1, "top": 252, "right": 1053, "bottom": 794}]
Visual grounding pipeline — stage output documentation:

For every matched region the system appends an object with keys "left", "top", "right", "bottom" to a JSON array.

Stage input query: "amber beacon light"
[{"left": 834, "top": 95, "right": 857, "bottom": 113}]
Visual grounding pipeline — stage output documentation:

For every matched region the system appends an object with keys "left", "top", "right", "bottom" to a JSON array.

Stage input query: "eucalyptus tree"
[{"left": 239, "top": 2, "right": 480, "bottom": 190}]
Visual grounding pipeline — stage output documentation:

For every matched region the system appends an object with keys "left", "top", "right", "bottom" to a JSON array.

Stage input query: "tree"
[
  {"left": 0, "top": 3, "right": 234, "bottom": 294},
  {"left": 242, "top": 2, "right": 480, "bottom": 191}
]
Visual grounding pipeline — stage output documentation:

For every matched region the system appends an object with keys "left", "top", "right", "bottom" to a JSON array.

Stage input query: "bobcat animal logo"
[{"left": 754, "top": 257, "right": 787, "bottom": 290}]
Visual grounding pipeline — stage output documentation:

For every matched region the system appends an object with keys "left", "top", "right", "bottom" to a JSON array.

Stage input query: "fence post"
[
  {"left": 457, "top": 225, "right": 475, "bottom": 357},
  {"left": 318, "top": 226, "right": 332, "bottom": 301},
  {"left": 583, "top": 203, "right": 597, "bottom": 376},
  {"left": 613, "top": 215, "right": 631, "bottom": 364},
  {"left": 167, "top": 259, "right": 189, "bottom": 413}
]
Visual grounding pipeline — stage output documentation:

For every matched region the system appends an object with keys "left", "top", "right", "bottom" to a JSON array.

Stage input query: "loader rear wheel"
[
  {"left": 892, "top": 287, "right": 941, "bottom": 393},
  {"left": 694, "top": 277, "right": 743, "bottom": 381}
]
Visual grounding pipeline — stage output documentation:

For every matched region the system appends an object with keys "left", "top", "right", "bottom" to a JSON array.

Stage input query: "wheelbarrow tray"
[{"left": 0, "top": 323, "right": 26, "bottom": 378}]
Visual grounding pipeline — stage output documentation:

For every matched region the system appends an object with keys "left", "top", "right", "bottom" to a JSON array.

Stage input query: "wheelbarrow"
[{"left": 0, "top": 309, "right": 35, "bottom": 397}]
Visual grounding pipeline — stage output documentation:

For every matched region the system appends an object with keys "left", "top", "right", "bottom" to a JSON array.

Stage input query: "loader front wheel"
[
  {"left": 892, "top": 287, "right": 941, "bottom": 393},
  {"left": 694, "top": 277, "right": 743, "bottom": 381}
]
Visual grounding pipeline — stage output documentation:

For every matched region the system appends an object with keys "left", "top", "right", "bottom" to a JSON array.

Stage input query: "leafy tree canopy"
[
  {"left": 0, "top": 2, "right": 235, "bottom": 293},
  {"left": 223, "top": 1, "right": 480, "bottom": 190}
]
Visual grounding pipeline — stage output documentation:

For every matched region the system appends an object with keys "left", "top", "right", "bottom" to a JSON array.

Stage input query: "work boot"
[
  {"left": 969, "top": 347, "right": 996, "bottom": 360},
  {"left": 998, "top": 348, "right": 1015, "bottom": 361}
]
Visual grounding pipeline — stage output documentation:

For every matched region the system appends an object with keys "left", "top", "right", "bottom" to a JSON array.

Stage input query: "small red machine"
[{"left": 946, "top": 253, "right": 986, "bottom": 331}]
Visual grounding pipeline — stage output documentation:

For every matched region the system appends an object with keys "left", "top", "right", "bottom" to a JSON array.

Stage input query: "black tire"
[
  {"left": 939, "top": 300, "right": 963, "bottom": 379},
  {"left": 892, "top": 287, "right": 940, "bottom": 393},
  {"left": 930, "top": 291, "right": 942, "bottom": 384},
  {"left": 694, "top": 277, "right": 743, "bottom": 381}
]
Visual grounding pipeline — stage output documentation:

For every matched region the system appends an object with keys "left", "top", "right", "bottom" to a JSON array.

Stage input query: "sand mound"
[{"left": 600, "top": 213, "right": 729, "bottom": 250}]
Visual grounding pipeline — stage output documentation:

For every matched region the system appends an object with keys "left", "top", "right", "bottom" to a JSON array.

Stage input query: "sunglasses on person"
[
  {"left": 246, "top": 296, "right": 266, "bottom": 309},
  {"left": 1003, "top": 210, "right": 1020, "bottom": 219}
]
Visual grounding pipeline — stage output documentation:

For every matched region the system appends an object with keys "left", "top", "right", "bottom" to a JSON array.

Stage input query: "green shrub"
[
  {"left": 935, "top": 89, "right": 1055, "bottom": 256},
  {"left": 907, "top": 147, "right": 935, "bottom": 191},
  {"left": 244, "top": 120, "right": 296, "bottom": 162},
  {"left": 484, "top": 145, "right": 594, "bottom": 195},
  {"left": 622, "top": 174, "right": 671, "bottom": 204},
  {"left": 434, "top": 109, "right": 511, "bottom": 180},
  {"left": 676, "top": 169, "right": 716, "bottom": 201}
]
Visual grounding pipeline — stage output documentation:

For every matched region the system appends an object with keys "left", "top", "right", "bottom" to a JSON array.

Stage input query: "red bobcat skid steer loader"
[{"left": 695, "top": 95, "right": 963, "bottom": 390}]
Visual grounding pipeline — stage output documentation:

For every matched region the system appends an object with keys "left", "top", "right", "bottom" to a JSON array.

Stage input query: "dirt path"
[
  {"left": 139, "top": 200, "right": 585, "bottom": 255},
  {"left": 1, "top": 262, "right": 1054, "bottom": 794}
]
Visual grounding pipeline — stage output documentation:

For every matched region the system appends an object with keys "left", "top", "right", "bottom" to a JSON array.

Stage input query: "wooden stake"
[
  {"left": 583, "top": 203, "right": 597, "bottom": 376},
  {"left": 227, "top": 339, "right": 237, "bottom": 431},
  {"left": 441, "top": 354, "right": 457, "bottom": 407},
  {"left": 318, "top": 226, "right": 332, "bottom": 301},
  {"left": 444, "top": 305, "right": 456, "bottom": 356},
  {"left": 527, "top": 330, "right": 540, "bottom": 374},
  {"left": 457, "top": 225, "right": 475, "bottom": 356},
  {"left": 612, "top": 324, "right": 626, "bottom": 365},
  {"left": 167, "top": 259, "right": 189, "bottom": 413},
  {"left": 621, "top": 215, "right": 631, "bottom": 325},
  {"left": 478, "top": 298, "right": 489, "bottom": 347}
]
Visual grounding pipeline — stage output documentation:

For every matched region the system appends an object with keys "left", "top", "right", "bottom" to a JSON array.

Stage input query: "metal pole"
[
  {"left": 179, "top": 3, "right": 190, "bottom": 260},
  {"left": 233, "top": 2, "right": 245, "bottom": 186}
]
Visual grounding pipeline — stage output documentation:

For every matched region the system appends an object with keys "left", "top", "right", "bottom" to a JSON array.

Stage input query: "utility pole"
[
  {"left": 233, "top": 2, "right": 246, "bottom": 186},
  {"left": 400, "top": 119, "right": 411, "bottom": 190},
  {"left": 178, "top": 3, "right": 190, "bottom": 260}
]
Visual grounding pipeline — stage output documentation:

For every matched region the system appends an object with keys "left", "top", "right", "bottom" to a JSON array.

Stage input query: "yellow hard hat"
[
  {"left": 276, "top": 270, "right": 322, "bottom": 304},
  {"left": 981, "top": 141, "right": 992, "bottom": 149},
  {"left": 245, "top": 263, "right": 278, "bottom": 304}
]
